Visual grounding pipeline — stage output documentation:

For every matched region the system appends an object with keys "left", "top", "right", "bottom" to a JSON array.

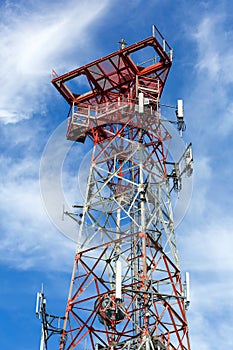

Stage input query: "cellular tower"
[{"left": 41, "top": 25, "right": 193, "bottom": 350}]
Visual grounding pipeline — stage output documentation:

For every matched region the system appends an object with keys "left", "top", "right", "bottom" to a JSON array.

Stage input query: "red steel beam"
[{"left": 52, "top": 36, "right": 172, "bottom": 106}]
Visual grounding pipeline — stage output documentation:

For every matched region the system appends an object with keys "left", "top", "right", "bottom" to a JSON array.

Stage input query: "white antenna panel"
[
  {"left": 177, "top": 99, "right": 184, "bottom": 119},
  {"left": 138, "top": 92, "right": 144, "bottom": 114},
  {"left": 115, "top": 260, "right": 122, "bottom": 300},
  {"left": 185, "top": 272, "right": 190, "bottom": 307},
  {"left": 36, "top": 292, "right": 42, "bottom": 318}
]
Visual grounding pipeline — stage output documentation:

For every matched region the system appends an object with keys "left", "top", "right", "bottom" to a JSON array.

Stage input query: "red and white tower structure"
[{"left": 51, "top": 25, "right": 192, "bottom": 350}]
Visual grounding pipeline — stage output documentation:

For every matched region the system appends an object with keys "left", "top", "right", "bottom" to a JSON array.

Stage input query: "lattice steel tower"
[{"left": 51, "top": 25, "right": 192, "bottom": 350}]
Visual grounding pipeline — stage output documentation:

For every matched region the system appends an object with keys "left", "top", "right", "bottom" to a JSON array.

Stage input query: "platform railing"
[
  {"left": 152, "top": 24, "right": 173, "bottom": 61},
  {"left": 70, "top": 99, "right": 136, "bottom": 127}
]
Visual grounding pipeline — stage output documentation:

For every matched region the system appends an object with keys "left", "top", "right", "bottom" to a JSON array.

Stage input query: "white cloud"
[
  {"left": 0, "top": 114, "right": 92, "bottom": 271},
  {"left": 177, "top": 10, "right": 233, "bottom": 343},
  {"left": 181, "top": 8, "right": 233, "bottom": 259},
  {"left": 178, "top": 157, "right": 233, "bottom": 273},
  {"left": 187, "top": 273, "right": 233, "bottom": 349},
  {"left": 0, "top": 0, "right": 110, "bottom": 123},
  {"left": 193, "top": 13, "right": 233, "bottom": 83},
  {"left": 193, "top": 16, "right": 221, "bottom": 78},
  {"left": 0, "top": 0, "right": 112, "bottom": 268},
  {"left": 180, "top": 219, "right": 233, "bottom": 272},
  {"left": 187, "top": 11, "right": 233, "bottom": 140},
  {"left": 0, "top": 149, "right": 77, "bottom": 270}
]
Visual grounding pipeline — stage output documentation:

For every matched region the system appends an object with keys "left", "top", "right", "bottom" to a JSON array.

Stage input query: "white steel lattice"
[{"left": 59, "top": 105, "right": 190, "bottom": 350}]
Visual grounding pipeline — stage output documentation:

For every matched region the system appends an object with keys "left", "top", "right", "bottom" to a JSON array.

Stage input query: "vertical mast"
[{"left": 51, "top": 25, "right": 192, "bottom": 350}]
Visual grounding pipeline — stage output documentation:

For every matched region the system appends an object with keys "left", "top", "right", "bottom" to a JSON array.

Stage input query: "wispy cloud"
[
  {"left": 0, "top": 0, "right": 111, "bottom": 270},
  {"left": 0, "top": 0, "right": 109, "bottom": 123},
  {"left": 0, "top": 141, "right": 76, "bottom": 270},
  {"left": 177, "top": 5, "right": 233, "bottom": 348},
  {"left": 194, "top": 13, "right": 233, "bottom": 83},
  {"left": 187, "top": 10, "right": 233, "bottom": 139}
]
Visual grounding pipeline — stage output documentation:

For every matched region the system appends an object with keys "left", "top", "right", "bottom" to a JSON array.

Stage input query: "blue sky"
[{"left": 1, "top": 0, "right": 233, "bottom": 348}]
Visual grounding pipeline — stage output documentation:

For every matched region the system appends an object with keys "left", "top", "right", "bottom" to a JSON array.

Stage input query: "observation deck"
[{"left": 52, "top": 26, "right": 173, "bottom": 143}]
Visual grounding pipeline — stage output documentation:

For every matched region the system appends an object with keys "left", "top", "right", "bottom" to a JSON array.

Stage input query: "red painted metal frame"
[
  {"left": 85, "top": 112, "right": 171, "bottom": 177},
  {"left": 52, "top": 36, "right": 171, "bottom": 107},
  {"left": 52, "top": 29, "right": 191, "bottom": 350},
  {"left": 59, "top": 234, "right": 190, "bottom": 350}
]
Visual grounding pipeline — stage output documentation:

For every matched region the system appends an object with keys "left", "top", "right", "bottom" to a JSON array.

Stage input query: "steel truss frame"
[
  {"left": 52, "top": 25, "right": 191, "bottom": 350},
  {"left": 52, "top": 29, "right": 172, "bottom": 109},
  {"left": 61, "top": 233, "right": 189, "bottom": 350},
  {"left": 59, "top": 106, "right": 190, "bottom": 350}
]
